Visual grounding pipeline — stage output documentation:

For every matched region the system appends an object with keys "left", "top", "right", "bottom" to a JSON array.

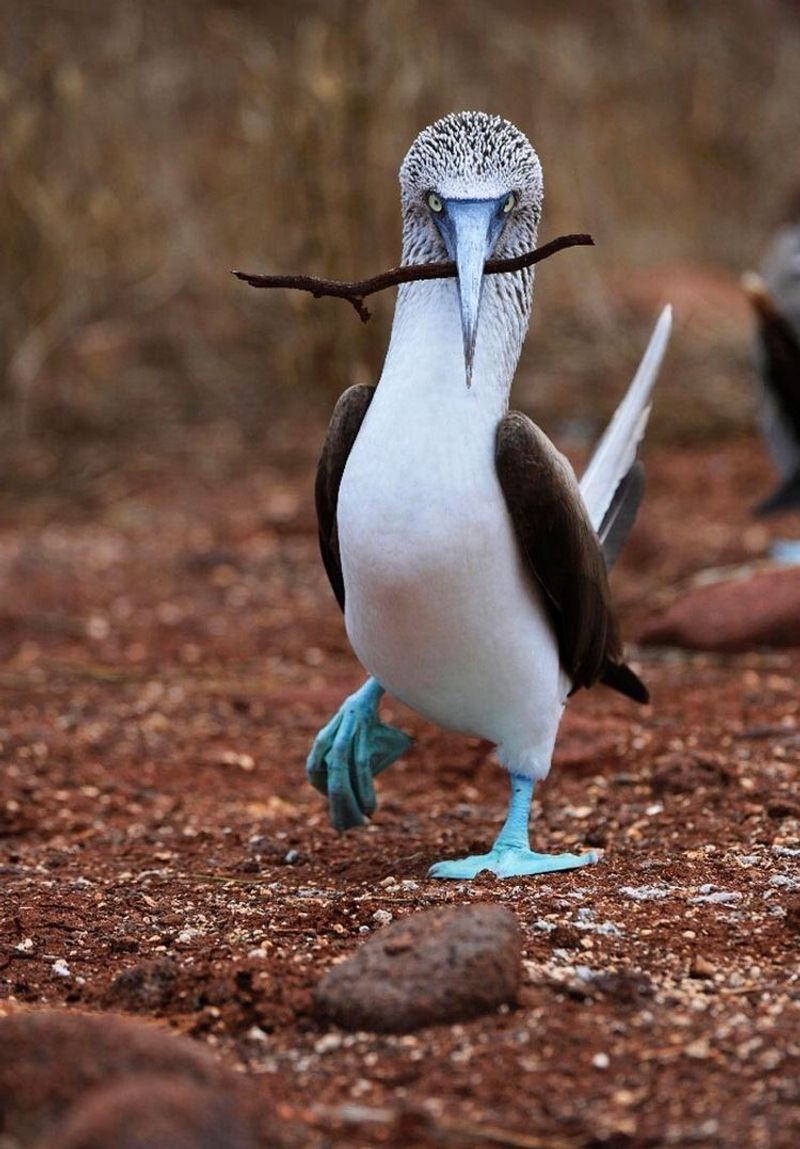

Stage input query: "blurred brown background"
[{"left": 3, "top": 0, "right": 800, "bottom": 491}]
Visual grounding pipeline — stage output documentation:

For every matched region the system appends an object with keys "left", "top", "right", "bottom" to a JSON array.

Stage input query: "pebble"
[
  {"left": 314, "top": 904, "right": 521, "bottom": 1033},
  {"left": 103, "top": 959, "right": 180, "bottom": 1012},
  {"left": 784, "top": 896, "right": 800, "bottom": 931},
  {"left": 689, "top": 890, "right": 742, "bottom": 905},
  {"left": 620, "top": 885, "right": 669, "bottom": 901},
  {"left": 689, "top": 955, "right": 716, "bottom": 979},
  {"left": 685, "top": 1037, "right": 711, "bottom": 1059}
]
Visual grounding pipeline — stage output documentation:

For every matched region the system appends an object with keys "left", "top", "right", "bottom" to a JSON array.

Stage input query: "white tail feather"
[{"left": 580, "top": 305, "right": 672, "bottom": 531}]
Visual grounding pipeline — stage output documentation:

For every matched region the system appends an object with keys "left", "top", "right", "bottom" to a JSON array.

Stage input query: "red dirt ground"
[{"left": 1, "top": 423, "right": 798, "bottom": 1148}]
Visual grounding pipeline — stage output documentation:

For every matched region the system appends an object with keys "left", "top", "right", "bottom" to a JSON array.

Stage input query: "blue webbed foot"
[
  {"left": 307, "top": 679, "right": 412, "bottom": 831},
  {"left": 429, "top": 845, "right": 599, "bottom": 880}
]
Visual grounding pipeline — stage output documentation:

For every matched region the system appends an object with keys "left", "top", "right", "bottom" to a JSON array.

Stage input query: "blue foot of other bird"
[
  {"left": 428, "top": 771, "right": 598, "bottom": 880},
  {"left": 307, "top": 677, "right": 412, "bottom": 831},
  {"left": 429, "top": 845, "right": 598, "bottom": 880},
  {"left": 770, "top": 539, "right": 800, "bottom": 565}
]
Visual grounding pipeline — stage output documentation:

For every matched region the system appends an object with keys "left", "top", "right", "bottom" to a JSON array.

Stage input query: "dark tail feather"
[
  {"left": 600, "top": 660, "right": 650, "bottom": 704},
  {"left": 599, "top": 462, "right": 646, "bottom": 569},
  {"left": 754, "top": 469, "right": 800, "bottom": 517}
]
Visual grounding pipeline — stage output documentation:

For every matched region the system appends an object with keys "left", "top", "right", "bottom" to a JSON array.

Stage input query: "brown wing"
[
  {"left": 496, "top": 411, "right": 647, "bottom": 702},
  {"left": 315, "top": 384, "right": 376, "bottom": 610}
]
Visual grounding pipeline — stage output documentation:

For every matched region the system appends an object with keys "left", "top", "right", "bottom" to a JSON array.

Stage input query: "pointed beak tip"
[{"left": 464, "top": 351, "right": 475, "bottom": 389}]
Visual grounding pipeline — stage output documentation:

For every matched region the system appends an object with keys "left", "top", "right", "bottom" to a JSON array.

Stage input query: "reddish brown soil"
[{"left": 1, "top": 423, "right": 798, "bottom": 1149}]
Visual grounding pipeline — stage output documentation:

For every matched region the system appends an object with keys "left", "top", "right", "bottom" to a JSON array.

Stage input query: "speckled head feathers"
[{"left": 399, "top": 111, "right": 543, "bottom": 264}]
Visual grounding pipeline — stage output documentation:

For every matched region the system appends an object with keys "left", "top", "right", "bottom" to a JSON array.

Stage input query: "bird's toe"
[{"left": 328, "top": 770, "right": 368, "bottom": 831}]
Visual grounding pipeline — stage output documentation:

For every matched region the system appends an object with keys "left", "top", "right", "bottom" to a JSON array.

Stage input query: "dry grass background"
[{"left": 3, "top": 0, "right": 800, "bottom": 476}]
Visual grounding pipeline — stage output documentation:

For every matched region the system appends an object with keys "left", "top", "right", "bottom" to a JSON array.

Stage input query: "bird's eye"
[
  {"left": 427, "top": 192, "right": 443, "bottom": 213},
  {"left": 503, "top": 192, "right": 517, "bottom": 214}
]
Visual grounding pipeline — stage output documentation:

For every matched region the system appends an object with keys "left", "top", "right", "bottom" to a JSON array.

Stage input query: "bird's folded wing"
[
  {"left": 315, "top": 384, "right": 376, "bottom": 610},
  {"left": 496, "top": 412, "right": 636, "bottom": 697}
]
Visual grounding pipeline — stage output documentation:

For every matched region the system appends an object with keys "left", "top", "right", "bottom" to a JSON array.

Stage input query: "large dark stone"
[{"left": 314, "top": 903, "right": 521, "bottom": 1033}]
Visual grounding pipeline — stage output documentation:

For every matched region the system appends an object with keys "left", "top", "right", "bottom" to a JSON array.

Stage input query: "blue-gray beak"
[{"left": 433, "top": 196, "right": 510, "bottom": 387}]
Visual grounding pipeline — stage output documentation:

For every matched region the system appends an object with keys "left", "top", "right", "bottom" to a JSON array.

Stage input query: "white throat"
[{"left": 377, "top": 275, "right": 533, "bottom": 417}]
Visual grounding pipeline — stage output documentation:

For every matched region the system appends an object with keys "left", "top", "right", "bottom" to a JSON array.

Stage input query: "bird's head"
[{"left": 399, "top": 111, "right": 543, "bottom": 386}]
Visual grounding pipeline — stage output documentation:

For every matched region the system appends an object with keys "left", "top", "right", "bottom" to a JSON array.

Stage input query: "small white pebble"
[
  {"left": 246, "top": 1026, "right": 268, "bottom": 1043},
  {"left": 372, "top": 909, "right": 393, "bottom": 926},
  {"left": 592, "top": 1052, "right": 610, "bottom": 1069},
  {"left": 51, "top": 959, "right": 71, "bottom": 978},
  {"left": 314, "top": 1033, "right": 343, "bottom": 1055},
  {"left": 620, "top": 885, "right": 669, "bottom": 901},
  {"left": 689, "top": 890, "right": 743, "bottom": 905}
]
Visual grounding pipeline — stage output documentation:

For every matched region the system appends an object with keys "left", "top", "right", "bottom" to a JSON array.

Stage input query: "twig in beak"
[{"left": 233, "top": 233, "right": 594, "bottom": 323}]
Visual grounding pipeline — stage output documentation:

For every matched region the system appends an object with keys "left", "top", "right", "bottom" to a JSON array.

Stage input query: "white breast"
[{"left": 336, "top": 284, "right": 568, "bottom": 777}]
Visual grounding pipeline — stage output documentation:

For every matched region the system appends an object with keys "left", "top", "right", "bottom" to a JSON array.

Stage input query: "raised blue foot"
[
  {"left": 307, "top": 678, "right": 412, "bottom": 831},
  {"left": 429, "top": 772, "right": 599, "bottom": 880},
  {"left": 429, "top": 845, "right": 598, "bottom": 880}
]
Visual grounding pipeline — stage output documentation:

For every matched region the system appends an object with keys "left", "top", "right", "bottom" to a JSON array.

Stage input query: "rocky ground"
[{"left": 1, "top": 421, "right": 798, "bottom": 1148}]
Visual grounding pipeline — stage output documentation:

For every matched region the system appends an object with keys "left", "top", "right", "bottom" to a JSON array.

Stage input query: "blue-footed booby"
[
  {"left": 743, "top": 222, "right": 800, "bottom": 561},
  {"left": 307, "top": 111, "right": 671, "bottom": 879}
]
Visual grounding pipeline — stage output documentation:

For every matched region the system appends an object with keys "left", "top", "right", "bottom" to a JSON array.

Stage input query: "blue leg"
[
  {"left": 429, "top": 773, "right": 599, "bottom": 880},
  {"left": 307, "top": 677, "right": 412, "bottom": 831}
]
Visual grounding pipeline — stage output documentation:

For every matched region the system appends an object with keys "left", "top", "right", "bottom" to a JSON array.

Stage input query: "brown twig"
[{"left": 232, "top": 232, "right": 593, "bottom": 322}]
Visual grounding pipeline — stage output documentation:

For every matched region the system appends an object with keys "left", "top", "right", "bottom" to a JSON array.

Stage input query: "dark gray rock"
[{"left": 314, "top": 903, "right": 521, "bottom": 1033}]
